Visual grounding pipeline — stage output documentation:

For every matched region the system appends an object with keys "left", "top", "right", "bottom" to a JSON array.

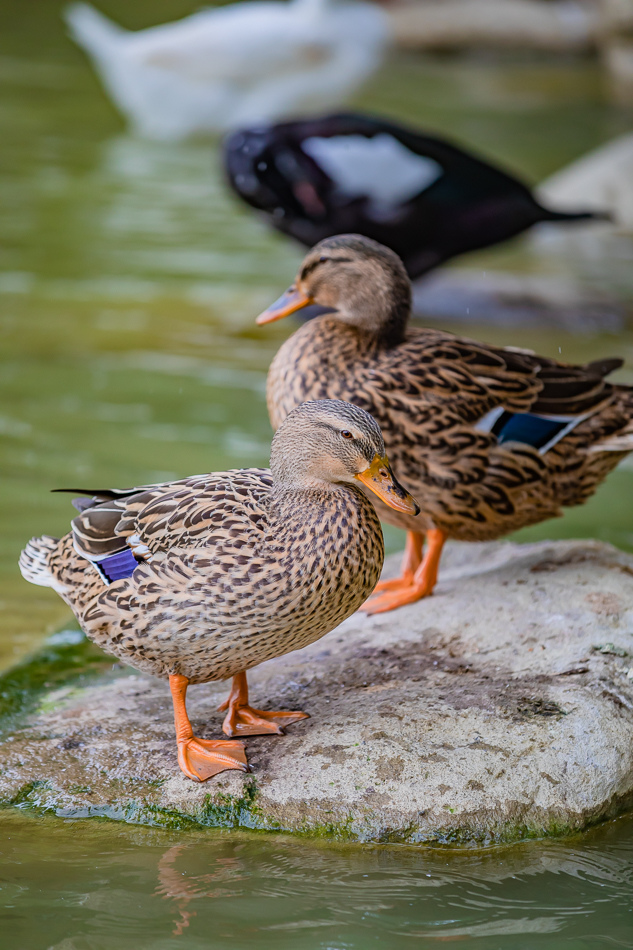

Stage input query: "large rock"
[
  {"left": 412, "top": 269, "right": 628, "bottom": 332},
  {"left": 1, "top": 539, "right": 633, "bottom": 844},
  {"left": 537, "top": 133, "right": 633, "bottom": 231},
  {"left": 527, "top": 135, "right": 633, "bottom": 306}
]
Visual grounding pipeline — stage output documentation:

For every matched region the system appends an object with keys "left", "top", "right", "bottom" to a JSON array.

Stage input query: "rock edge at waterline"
[{"left": 1, "top": 539, "right": 633, "bottom": 845}]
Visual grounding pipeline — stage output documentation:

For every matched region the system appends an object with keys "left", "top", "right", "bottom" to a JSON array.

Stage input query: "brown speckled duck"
[
  {"left": 257, "top": 235, "right": 633, "bottom": 614},
  {"left": 19, "top": 399, "right": 418, "bottom": 782}
]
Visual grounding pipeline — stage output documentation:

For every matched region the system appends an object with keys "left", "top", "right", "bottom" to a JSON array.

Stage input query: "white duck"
[{"left": 64, "top": 0, "right": 390, "bottom": 141}]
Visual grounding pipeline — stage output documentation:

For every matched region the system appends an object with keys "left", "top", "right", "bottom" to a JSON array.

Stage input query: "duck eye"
[
  {"left": 340, "top": 430, "right": 353, "bottom": 440},
  {"left": 319, "top": 256, "right": 328, "bottom": 264}
]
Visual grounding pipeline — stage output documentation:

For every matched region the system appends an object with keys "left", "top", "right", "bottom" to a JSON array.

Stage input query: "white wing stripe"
[{"left": 301, "top": 133, "right": 443, "bottom": 209}]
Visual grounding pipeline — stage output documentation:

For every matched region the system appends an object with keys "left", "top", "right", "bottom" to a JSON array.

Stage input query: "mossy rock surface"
[{"left": 2, "top": 540, "right": 633, "bottom": 845}]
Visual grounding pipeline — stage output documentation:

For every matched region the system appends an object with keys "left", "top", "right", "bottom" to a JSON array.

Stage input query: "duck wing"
[
  {"left": 60, "top": 471, "right": 273, "bottom": 569},
  {"left": 96, "top": 3, "right": 381, "bottom": 84},
  {"left": 114, "top": 469, "right": 273, "bottom": 556},
  {"left": 367, "top": 331, "right": 624, "bottom": 454},
  {"left": 65, "top": 4, "right": 300, "bottom": 81},
  {"left": 53, "top": 481, "right": 175, "bottom": 559},
  {"left": 131, "top": 7, "right": 329, "bottom": 84},
  {"left": 528, "top": 358, "right": 623, "bottom": 417},
  {"left": 369, "top": 329, "right": 544, "bottom": 421}
]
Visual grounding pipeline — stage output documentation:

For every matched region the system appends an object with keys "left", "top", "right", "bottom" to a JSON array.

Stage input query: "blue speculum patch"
[
  {"left": 94, "top": 548, "right": 140, "bottom": 584},
  {"left": 492, "top": 411, "right": 570, "bottom": 450}
]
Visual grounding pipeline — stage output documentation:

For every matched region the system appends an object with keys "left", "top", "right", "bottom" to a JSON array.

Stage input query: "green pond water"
[
  {"left": 1, "top": 807, "right": 632, "bottom": 950},
  {"left": 1, "top": 0, "right": 633, "bottom": 945}
]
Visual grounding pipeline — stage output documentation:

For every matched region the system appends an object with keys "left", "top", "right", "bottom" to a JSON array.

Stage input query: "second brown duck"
[{"left": 257, "top": 234, "right": 633, "bottom": 614}]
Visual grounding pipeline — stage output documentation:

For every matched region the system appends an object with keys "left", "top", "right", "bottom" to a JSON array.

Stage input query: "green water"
[
  {"left": 2, "top": 808, "right": 632, "bottom": 949},
  {"left": 2, "top": 0, "right": 633, "bottom": 943}
]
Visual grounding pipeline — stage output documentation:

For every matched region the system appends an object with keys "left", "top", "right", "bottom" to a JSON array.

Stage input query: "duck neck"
[
  {"left": 269, "top": 480, "right": 366, "bottom": 526},
  {"left": 342, "top": 286, "right": 410, "bottom": 349}
]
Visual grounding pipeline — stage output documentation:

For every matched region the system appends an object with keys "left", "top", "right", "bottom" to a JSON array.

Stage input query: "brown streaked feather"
[
  {"left": 55, "top": 482, "right": 168, "bottom": 558},
  {"left": 267, "top": 315, "right": 633, "bottom": 542},
  {"left": 71, "top": 501, "right": 131, "bottom": 559},
  {"left": 66, "top": 477, "right": 213, "bottom": 560},
  {"left": 114, "top": 471, "right": 274, "bottom": 555}
]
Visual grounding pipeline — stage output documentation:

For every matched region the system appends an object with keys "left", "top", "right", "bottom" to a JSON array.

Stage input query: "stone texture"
[
  {"left": 525, "top": 135, "right": 633, "bottom": 308},
  {"left": 412, "top": 270, "right": 628, "bottom": 333},
  {"left": 538, "top": 133, "right": 633, "bottom": 231},
  {"left": 1, "top": 539, "right": 633, "bottom": 844}
]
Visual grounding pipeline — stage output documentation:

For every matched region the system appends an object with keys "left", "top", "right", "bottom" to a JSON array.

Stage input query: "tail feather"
[
  {"left": 583, "top": 358, "right": 624, "bottom": 378},
  {"left": 538, "top": 207, "right": 612, "bottom": 224},
  {"left": 19, "top": 536, "right": 60, "bottom": 588},
  {"left": 64, "top": 3, "right": 126, "bottom": 56},
  {"left": 588, "top": 424, "right": 633, "bottom": 453}
]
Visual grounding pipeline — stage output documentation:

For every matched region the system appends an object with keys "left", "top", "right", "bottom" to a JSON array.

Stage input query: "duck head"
[
  {"left": 257, "top": 234, "right": 411, "bottom": 346},
  {"left": 271, "top": 399, "right": 419, "bottom": 516}
]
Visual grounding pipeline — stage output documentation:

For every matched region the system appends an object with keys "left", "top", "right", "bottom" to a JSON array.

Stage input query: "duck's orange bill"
[
  {"left": 256, "top": 286, "right": 312, "bottom": 324},
  {"left": 355, "top": 455, "right": 420, "bottom": 516}
]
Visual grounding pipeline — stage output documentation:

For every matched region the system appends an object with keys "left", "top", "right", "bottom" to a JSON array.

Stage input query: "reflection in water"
[
  {"left": 156, "top": 844, "right": 244, "bottom": 935},
  {"left": 2, "top": 809, "right": 632, "bottom": 949}
]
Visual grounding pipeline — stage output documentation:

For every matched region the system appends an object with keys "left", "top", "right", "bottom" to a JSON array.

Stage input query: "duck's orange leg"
[
  {"left": 218, "top": 671, "right": 310, "bottom": 738},
  {"left": 361, "top": 528, "right": 447, "bottom": 615},
  {"left": 170, "top": 674, "right": 248, "bottom": 782},
  {"left": 368, "top": 531, "right": 425, "bottom": 594}
]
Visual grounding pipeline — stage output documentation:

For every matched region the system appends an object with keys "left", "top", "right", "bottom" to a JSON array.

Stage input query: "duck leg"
[
  {"left": 361, "top": 528, "right": 447, "bottom": 615},
  {"left": 218, "top": 671, "right": 310, "bottom": 737},
  {"left": 170, "top": 674, "right": 248, "bottom": 782},
  {"left": 368, "top": 531, "right": 424, "bottom": 594}
]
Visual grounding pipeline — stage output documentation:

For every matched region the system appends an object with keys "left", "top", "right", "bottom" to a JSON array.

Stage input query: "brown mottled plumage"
[
  {"left": 20, "top": 399, "right": 418, "bottom": 781},
  {"left": 257, "top": 234, "right": 633, "bottom": 613}
]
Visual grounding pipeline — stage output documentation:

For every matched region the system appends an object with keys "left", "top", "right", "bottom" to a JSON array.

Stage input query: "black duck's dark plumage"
[{"left": 224, "top": 112, "right": 603, "bottom": 279}]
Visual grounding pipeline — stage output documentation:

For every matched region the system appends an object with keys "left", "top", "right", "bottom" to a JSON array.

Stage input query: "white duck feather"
[{"left": 65, "top": 0, "right": 390, "bottom": 140}]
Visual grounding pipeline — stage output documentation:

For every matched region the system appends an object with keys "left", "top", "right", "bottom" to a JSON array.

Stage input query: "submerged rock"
[{"left": 1, "top": 539, "right": 633, "bottom": 844}]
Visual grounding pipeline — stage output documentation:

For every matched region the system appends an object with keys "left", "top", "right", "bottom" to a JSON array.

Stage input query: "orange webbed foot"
[
  {"left": 219, "top": 671, "right": 309, "bottom": 737},
  {"left": 169, "top": 673, "right": 248, "bottom": 782},
  {"left": 360, "top": 577, "right": 435, "bottom": 615},
  {"left": 177, "top": 736, "right": 248, "bottom": 782},
  {"left": 219, "top": 700, "right": 309, "bottom": 737},
  {"left": 369, "top": 571, "right": 416, "bottom": 595}
]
